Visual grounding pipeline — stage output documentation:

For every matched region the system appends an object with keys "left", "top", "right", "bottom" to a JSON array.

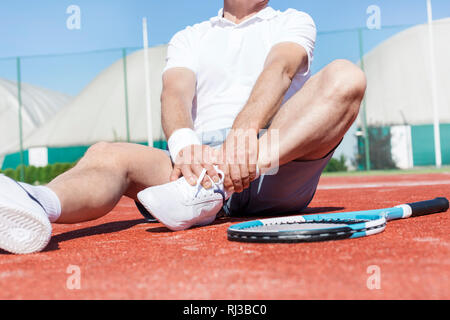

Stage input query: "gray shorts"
[
  {"left": 223, "top": 154, "right": 332, "bottom": 217},
  {"left": 137, "top": 128, "right": 333, "bottom": 219}
]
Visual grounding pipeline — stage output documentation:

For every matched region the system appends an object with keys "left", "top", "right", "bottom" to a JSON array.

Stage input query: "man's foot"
[
  {"left": 137, "top": 168, "right": 229, "bottom": 231},
  {"left": 0, "top": 175, "right": 52, "bottom": 254}
]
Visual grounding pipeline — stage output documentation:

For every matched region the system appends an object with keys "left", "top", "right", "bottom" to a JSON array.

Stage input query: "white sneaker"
[
  {"left": 0, "top": 174, "right": 52, "bottom": 254},
  {"left": 137, "top": 167, "right": 230, "bottom": 231}
]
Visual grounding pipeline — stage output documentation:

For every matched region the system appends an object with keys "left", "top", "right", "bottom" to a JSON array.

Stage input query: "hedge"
[
  {"left": 323, "top": 155, "right": 348, "bottom": 173},
  {"left": 1, "top": 163, "right": 75, "bottom": 185}
]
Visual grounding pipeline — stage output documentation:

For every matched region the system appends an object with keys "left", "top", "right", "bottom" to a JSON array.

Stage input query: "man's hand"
[
  {"left": 170, "top": 144, "right": 220, "bottom": 189},
  {"left": 219, "top": 129, "right": 259, "bottom": 194}
]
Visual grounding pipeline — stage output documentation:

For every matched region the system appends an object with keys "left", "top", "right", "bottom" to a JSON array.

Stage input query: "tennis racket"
[{"left": 227, "top": 197, "right": 449, "bottom": 243}]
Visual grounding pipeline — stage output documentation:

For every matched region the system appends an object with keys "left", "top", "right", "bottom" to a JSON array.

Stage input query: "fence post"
[
  {"left": 426, "top": 0, "right": 442, "bottom": 168},
  {"left": 122, "top": 48, "right": 131, "bottom": 142},
  {"left": 358, "top": 28, "right": 371, "bottom": 171},
  {"left": 16, "top": 57, "right": 25, "bottom": 181}
]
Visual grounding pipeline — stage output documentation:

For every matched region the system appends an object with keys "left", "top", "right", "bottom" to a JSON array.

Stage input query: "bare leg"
[
  {"left": 258, "top": 59, "right": 367, "bottom": 168},
  {"left": 48, "top": 142, "right": 173, "bottom": 224}
]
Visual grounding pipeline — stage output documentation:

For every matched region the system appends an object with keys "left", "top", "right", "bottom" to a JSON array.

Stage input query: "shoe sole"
[
  {"left": 137, "top": 190, "right": 192, "bottom": 231},
  {"left": 0, "top": 203, "right": 52, "bottom": 254}
]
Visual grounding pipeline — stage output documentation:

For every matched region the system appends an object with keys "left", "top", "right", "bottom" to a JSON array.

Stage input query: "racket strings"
[
  {"left": 239, "top": 218, "right": 371, "bottom": 230},
  {"left": 228, "top": 219, "right": 387, "bottom": 242},
  {"left": 234, "top": 222, "right": 385, "bottom": 235}
]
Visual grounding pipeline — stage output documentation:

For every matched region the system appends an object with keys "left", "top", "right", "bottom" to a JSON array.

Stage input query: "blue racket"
[{"left": 227, "top": 198, "right": 449, "bottom": 243}]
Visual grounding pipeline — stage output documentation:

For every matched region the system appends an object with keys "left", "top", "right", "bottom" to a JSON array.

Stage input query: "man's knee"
[
  {"left": 85, "top": 141, "right": 114, "bottom": 158},
  {"left": 82, "top": 142, "right": 125, "bottom": 169},
  {"left": 323, "top": 59, "right": 367, "bottom": 108}
]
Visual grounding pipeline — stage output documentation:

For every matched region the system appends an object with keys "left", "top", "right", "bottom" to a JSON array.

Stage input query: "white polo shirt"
[{"left": 163, "top": 6, "right": 316, "bottom": 134}]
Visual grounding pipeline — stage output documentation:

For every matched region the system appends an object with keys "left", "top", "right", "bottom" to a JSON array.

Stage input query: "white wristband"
[{"left": 167, "top": 128, "right": 202, "bottom": 161}]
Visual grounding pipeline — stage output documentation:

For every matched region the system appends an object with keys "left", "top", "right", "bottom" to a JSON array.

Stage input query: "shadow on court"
[
  {"left": 42, "top": 218, "right": 148, "bottom": 252},
  {"left": 145, "top": 206, "right": 345, "bottom": 233}
]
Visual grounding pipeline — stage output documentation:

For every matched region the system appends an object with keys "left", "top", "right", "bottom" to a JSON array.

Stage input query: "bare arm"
[
  {"left": 232, "top": 42, "right": 309, "bottom": 131},
  {"left": 221, "top": 42, "right": 309, "bottom": 193},
  {"left": 161, "top": 67, "right": 197, "bottom": 138},
  {"left": 161, "top": 67, "right": 219, "bottom": 187}
]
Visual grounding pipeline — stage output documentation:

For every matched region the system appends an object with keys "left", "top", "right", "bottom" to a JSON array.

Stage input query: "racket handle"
[{"left": 408, "top": 197, "right": 449, "bottom": 217}]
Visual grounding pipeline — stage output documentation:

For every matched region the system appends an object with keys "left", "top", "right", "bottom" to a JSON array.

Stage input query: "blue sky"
[
  {"left": 0, "top": 0, "right": 449, "bottom": 56},
  {"left": 0, "top": 0, "right": 449, "bottom": 95}
]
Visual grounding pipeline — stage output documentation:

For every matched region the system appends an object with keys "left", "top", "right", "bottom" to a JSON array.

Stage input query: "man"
[{"left": 0, "top": 0, "right": 366, "bottom": 254}]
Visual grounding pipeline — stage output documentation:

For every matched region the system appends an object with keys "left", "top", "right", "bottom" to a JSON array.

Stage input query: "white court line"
[{"left": 318, "top": 180, "right": 450, "bottom": 190}]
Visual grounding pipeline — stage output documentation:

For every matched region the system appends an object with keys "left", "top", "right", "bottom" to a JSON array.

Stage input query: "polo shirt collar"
[{"left": 210, "top": 6, "right": 278, "bottom": 26}]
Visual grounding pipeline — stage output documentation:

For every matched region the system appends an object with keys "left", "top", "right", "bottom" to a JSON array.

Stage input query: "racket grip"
[{"left": 408, "top": 197, "right": 449, "bottom": 217}]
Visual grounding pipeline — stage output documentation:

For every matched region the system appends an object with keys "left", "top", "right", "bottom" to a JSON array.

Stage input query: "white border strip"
[{"left": 395, "top": 204, "right": 412, "bottom": 218}]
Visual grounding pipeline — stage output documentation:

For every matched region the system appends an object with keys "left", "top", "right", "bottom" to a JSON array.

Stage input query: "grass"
[{"left": 323, "top": 166, "right": 450, "bottom": 177}]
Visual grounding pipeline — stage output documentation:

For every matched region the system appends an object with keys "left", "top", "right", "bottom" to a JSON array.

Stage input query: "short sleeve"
[
  {"left": 273, "top": 10, "right": 317, "bottom": 75},
  {"left": 163, "top": 27, "right": 198, "bottom": 75}
]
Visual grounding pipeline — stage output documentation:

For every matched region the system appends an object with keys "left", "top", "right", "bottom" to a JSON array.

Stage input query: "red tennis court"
[{"left": 1, "top": 172, "right": 448, "bottom": 300}]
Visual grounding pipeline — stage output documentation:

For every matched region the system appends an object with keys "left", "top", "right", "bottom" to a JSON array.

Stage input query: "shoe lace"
[{"left": 179, "top": 168, "right": 225, "bottom": 202}]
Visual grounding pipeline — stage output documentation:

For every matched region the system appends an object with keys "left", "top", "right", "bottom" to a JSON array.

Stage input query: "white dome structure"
[
  {"left": 23, "top": 45, "right": 168, "bottom": 150},
  {"left": 359, "top": 18, "right": 450, "bottom": 127},
  {"left": 355, "top": 18, "right": 450, "bottom": 169},
  {"left": 0, "top": 78, "right": 71, "bottom": 156}
]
